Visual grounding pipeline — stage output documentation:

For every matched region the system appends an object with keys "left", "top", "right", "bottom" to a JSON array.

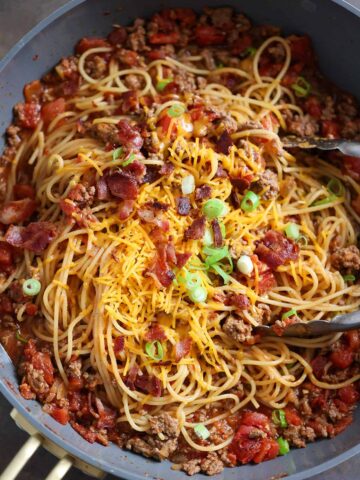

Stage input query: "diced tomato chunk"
[
  {"left": 304, "top": 96, "right": 322, "bottom": 119},
  {"left": 338, "top": 385, "right": 359, "bottom": 405},
  {"left": 13, "top": 184, "right": 35, "bottom": 200},
  {"left": 75, "top": 37, "right": 110, "bottom": 54},
  {"left": 284, "top": 407, "right": 301, "bottom": 426},
  {"left": 148, "top": 32, "right": 180, "bottom": 45},
  {"left": 289, "top": 35, "right": 314, "bottom": 66},
  {"left": 321, "top": 120, "right": 340, "bottom": 138},
  {"left": 311, "top": 355, "right": 328, "bottom": 378},
  {"left": 32, "top": 351, "right": 54, "bottom": 385},
  {"left": 17, "top": 103, "right": 41, "bottom": 129},
  {"left": 25, "top": 303, "right": 38, "bottom": 316},
  {"left": 48, "top": 405, "right": 69, "bottom": 425},
  {"left": 345, "top": 330, "right": 360, "bottom": 351},
  {"left": 253, "top": 438, "right": 279, "bottom": 463},
  {"left": 41, "top": 98, "right": 66, "bottom": 126},
  {"left": 195, "top": 25, "right": 226, "bottom": 46},
  {"left": 0, "top": 241, "right": 14, "bottom": 273},
  {"left": 242, "top": 411, "right": 269, "bottom": 428},
  {"left": 231, "top": 34, "right": 252, "bottom": 55},
  {"left": 330, "top": 347, "right": 354, "bottom": 369},
  {"left": 24, "top": 80, "right": 43, "bottom": 103},
  {"left": 343, "top": 155, "right": 360, "bottom": 181}
]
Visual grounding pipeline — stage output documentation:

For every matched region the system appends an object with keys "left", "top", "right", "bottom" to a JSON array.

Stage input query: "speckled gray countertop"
[{"left": 1, "top": 0, "right": 360, "bottom": 478}]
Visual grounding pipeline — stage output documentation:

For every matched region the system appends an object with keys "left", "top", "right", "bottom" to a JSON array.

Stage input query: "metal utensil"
[
  {"left": 255, "top": 310, "right": 360, "bottom": 337},
  {"left": 282, "top": 136, "right": 360, "bottom": 157}
]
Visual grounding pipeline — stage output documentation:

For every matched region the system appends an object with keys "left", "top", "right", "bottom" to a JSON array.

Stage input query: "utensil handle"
[
  {"left": 314, "top": 310, "right": 360, "bottom": 334},
  {"left": 338, "top": 141, "right": 360, "bottom": 157}
]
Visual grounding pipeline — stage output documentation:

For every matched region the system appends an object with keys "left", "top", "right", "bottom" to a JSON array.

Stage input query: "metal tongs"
[
  {"left": 281, "top": 136, "right": 360, "bottom": 157},
  {"left": 255, "top": 310, "right": 360, "bottom": 337}
]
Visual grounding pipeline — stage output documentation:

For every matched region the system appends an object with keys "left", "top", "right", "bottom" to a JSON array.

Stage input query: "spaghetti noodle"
[{"left": 1, "top": 7, "right": 360, "bottom": 475}]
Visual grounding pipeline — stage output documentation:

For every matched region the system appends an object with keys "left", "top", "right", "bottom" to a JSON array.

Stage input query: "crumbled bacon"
[
  {"left": 146, "top": 201, "right": 169, "bottom": 211},
  {"left": 159, "top": 162, "right": 175, "bottom": 176},
  {"left": 5, "top": 222, "right": 57, "bottom": 253},
  {"left": 216, "top": 131, "right": 234, "bottom": 154},
  {"left": 124, "top": 159, "right": 146, "bottom": 182},
  {"left": 118, "top": 199, "right": 135, "bottom": 220},
  {"left": 119, "top": 90, "right": 140, "bottom": 114},
  {"left": 114, "top": 336, "right": 125, "bottom": 354},
  {"left": 230, "top": 174, "right": 253, "bottom": 194},
  {"left": 224, "top": 293, "right": 250, "bottom": 310},
  {"left": 175, "top": 338, "right": 192, "bottom": 362},
  {"left": 96, "top": 176, "right": 110, "bottom": 200},
  {"left": 175, "top": 252, "right": 191, "bottom": 268},
  {"left": 125, "top": 367, "right": 162, "bottom": 396},
  {"left": 211, "top": 219, "right": 223, "bottom": 247},
  {"left": 145, "top": 324, "right": 167, "bottom": 341},
  {"left": 215, "top": 164, "right": 228, "bottom": 178},
  {"left": 95, "top": 397, "right": 117, "bottom": 429},
  {"left": 184, "top": 216, "right": 206, "bottom": 241},
  {"left": 255, "top": 230, "right": 299, "bottom": 269},
  {"left": 195, "top": 184, "right": 212, "bottom": 201},
  {"left": 0, "top": 241, "right": 14, "bottom": 273},
  {"left": 0, "top": 198, "right": 36, "bottom": 224},
  {"left": 138, "top": 206, "right": 169, "bottom": 231},
  {"left": 117, "top": 119, "right": 143, "bottom": 151},
  {"left": 106, "top": 171, "right": 139, "bottom": 200},
  {"left": 177, "top": 197, "right": 191, "bottom": 216}
]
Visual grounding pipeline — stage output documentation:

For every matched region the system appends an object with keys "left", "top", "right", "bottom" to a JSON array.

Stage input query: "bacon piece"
[
  {"left": 159, "top": 163, "right": 175, "bottom": 176},
  {"left": 195, "top": 184, "right": 211, "bottom": 201},
  {"left": 125, "top": 160, "right": 146, "bottom": 182},
  {"left": 118, "top": 199, "right": 135, "bottom": 220},
  {"left": 255, "top": 230, "right": 299, "bottom": 269},
  {"left": 216, "top": 131, "right": 234, "bottom": 154},
  {"left": 145, "top": 324, "right": 167, "bottom": 341},
  {"left": 215, "top": 164, "right": 228, "bottom": 178},
  {"left": 0, "top": 241, "right": 14, "bottom": 273},
  {"left": 138, "top": 206, "right": 169, "bottom": 231},
  {"left": 184, "top": 216, "right": 206, "bottom": 241},
  {"left": 175, "top": 252, "right": 191, "bottom": 269},
  {"left": 146, "top": 250, "right": 175, "bottom": 287},
  {"left": 224, "top": 293, "right": 250, "bottom": 310},
  {"left": 135, "top": 373, "right": 162, "bottom": 397},
  {"left": 124, "top": 365, "right": 139, "bottom": 390},
  {"left": 258, "top": 271, "right": 277, "bottom": 294},
  {"left": 230, "top": 174, "right": 253, "bottom": 194},
  {"left": 0, "top": 198, "right": 36, "bottom": 224},
  {"left": 106, "top": 171, "right": 139, "bottom": 200},
  {"left": 96, "top": 176, "right": 110, "bottom": 200},
  {"left": 211, "top": 219, "right": 223, "bottom": 247},
  {"left": 175, "top": 338, "right": 192, "bottom": 362},
  {"left": 114, "top": 336, "right": 125, "bottom": 354},
  {"left": 176, "top": 197, "right": 191, "bottom": 216},
  {"left": 95, "top": 397, "right": 117, "bottom": 429},
  {"left": 117, "top": 119, "right": 143, "bottom": 151},
  {"left": 5, "top": 222, "right": 57, "bottom": 253},
  {"left": 25, "top": 303, "right": 38, "bottom": 316},
  {"left": 119, "top": 90, "right": 139, "bottom": 114},
  {"left": 13, "top": 184, "right": 36, "bottom": 200},
  {"left": 146, "top": 201, "right": 169, "bottom": 211}
]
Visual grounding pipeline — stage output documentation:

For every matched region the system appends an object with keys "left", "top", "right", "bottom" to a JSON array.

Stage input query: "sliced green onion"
[
  {"left": 241, "top": 191, "right": 260, "bottom": 213},
  {"left": 343, "top": 274, "right": 356, "bottom": 282},
  {"left": 22, "top": 279, "right": 41, "bottom": 296},
  {"left": 291, "top": 76, "right": 311, "bottom": 98},
  {"left": 16, "top": 330, "right": 28, "bottom": 344},
  {"left": 284, "top": 222, "right": 300, "bottom": 240},
  {"left": 282, "top": 309, "right": 297, "bottom": 321},
  {"left": 145, "top": 340, "right": 164, "bottom": 361},
  {"left": 220, "top": 222, "right": 226, "bottom": 237},
  {"left": 243, "top": 46, "right": 257, "bottom": 57},
  {"left": 203, "top": 199, "right": 228, "bottom": 219},
  {"left": 156, "top": 78, "right": 173, "bottom": 92},
  {"left": 194, "top": 423, "right": 210, "bottom": 440},
  {"left": 327, "top": 178, "right": 345, "bottom": 197},
  {"left": 181, "top": 174, "right": 195, "bottom": 195},
  {"left": 112, "top": 147, "right": 123, "bottom": 161},
  {"left": 212, "top": 263, "right": 231, "bottom": 284},
  {"left": 122, "top": 153, "right": 136, "bottom": 167},
  {"left": 272, "top": 410, "right": 288, "bottom": 428},
  {"left": 203, "top": 245, "right": 231, "bottom": 267},
  {"left": 167, "top": 104, "right": 186, "bottom": 118},
  {"left": 277, "top": 437, "right": 290, "bottom": 456},
  {"left": 178, "top": 270, "right": 202, "bottom": 290},
  {"left": 188, "top": 286, "right": 207, "bottom": 304},
  {"left": 296, "top": 235, "right": 308, "bottom": 246},
  {"left": 312, "top": 194, "right": 337, "bottom": 207}
]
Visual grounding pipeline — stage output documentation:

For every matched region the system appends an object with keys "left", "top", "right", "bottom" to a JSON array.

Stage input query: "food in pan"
[{"left": 1, "top": 7, "right": 360, "bottom": 475}]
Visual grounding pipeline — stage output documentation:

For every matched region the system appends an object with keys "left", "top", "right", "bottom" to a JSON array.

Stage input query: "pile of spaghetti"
[{"left": 1, "top": 7, "right": 360, "bottom": 475}]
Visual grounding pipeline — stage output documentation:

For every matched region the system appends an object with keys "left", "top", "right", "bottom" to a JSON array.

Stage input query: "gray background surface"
[{"left": 1, "top": 0, "right": 360, "bottom": 478}]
